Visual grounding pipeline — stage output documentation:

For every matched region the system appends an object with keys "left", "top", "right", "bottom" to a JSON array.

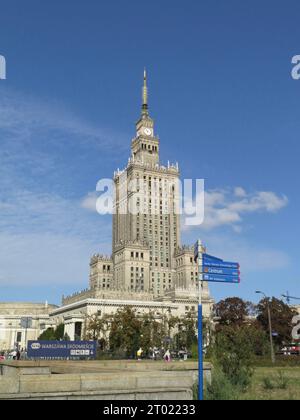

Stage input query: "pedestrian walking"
[
  {"left": 164, "top": 349, "right": 171, "bottom": 363},
  {"left": 137, "top": 347, "right": 143, "bottom": 361}
]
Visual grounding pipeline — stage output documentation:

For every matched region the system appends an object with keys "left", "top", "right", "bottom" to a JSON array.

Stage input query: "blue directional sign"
[
  {"left": 203, "top": 266, "right": 240, "bottom": 277},
  {"left": 200, "top": 254, "right": 240, "bottom": 284},
  {"left": 202, "top": 273, "right": 240, "bottom": 284},
  {"left": 203, "top": 254, "right": 239, "bottom": 270},
  {"left": 203, "top": 261, "right": 239, "bottom": 270}
]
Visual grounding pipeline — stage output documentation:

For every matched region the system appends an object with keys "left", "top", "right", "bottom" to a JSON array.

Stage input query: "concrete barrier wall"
[
  {"left": 0, "top": 372, "right": 194, "bottom": 400},
  {"left": 0, "top": 361, "right": 212, "bottom": 400}
]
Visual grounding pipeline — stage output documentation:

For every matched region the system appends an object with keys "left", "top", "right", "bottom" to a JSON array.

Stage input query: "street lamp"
[{"left": 256, "top": 291, "right": 276, "bottom": 364}]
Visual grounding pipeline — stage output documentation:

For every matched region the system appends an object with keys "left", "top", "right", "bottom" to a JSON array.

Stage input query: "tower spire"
[{"left": 142, "top": 68, "right": 149, "bottom": 116}]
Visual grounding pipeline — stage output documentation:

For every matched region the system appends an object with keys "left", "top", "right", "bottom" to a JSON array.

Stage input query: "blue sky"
[{"left": 0, "top": 0, "right": 299, "bottom": 305}]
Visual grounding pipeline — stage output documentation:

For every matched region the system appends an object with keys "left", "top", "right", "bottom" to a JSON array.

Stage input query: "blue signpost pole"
[
  {"left": 198, "top": 302, "right": 203, "bottom": 401},
  {"left": 196, "top": 240, "right": 204, "bottom": 401},
  {"left": 194, "top": 240, "right": 241, "bottom": 401}
]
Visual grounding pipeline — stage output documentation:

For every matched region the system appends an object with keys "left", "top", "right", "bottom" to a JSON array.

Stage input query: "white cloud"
[
  {"left": 185, "top": 188, "right": 288, "bottom": 231},
  {"left": 81, "top": 193, "right": 98, "bottom": 213},
  {"left": 234, "top": 187, "right": 247, "bottom": 198},
  {"left": 228, "top": 191, "right": 288, "bottom": 214}
]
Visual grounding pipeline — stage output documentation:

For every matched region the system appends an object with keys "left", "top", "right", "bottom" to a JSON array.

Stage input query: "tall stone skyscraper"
[
  {"left": 112, "top": 71, "right": 182, "bottom": 297},
  {"left": 88, "top": 71, "right": 210, "bottom": 303}
]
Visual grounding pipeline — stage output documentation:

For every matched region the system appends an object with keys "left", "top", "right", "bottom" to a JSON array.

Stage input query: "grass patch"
[
  {"left": 242, "top": 366, "right": 300, "bottom": 400},
  {"left": 201, "top": 365, "right": 300, "bottom": 400}
]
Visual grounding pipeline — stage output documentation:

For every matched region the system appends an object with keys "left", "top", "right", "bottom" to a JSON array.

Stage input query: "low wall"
[
  {"left": 0, "top": 360, "right": 212, "bottom": 400},
  {"left": 0, "top": 372, "right": 193, "bottom": 400}
]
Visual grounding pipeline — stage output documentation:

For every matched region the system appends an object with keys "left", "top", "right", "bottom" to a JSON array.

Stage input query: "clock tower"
[{"left": 131, "top": 70, "right": 159, "bottom": 165}]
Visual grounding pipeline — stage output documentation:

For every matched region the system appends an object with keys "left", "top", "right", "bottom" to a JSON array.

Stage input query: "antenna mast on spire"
[{"left": 142, "top": 68, "right": 149, "bottom": 116}]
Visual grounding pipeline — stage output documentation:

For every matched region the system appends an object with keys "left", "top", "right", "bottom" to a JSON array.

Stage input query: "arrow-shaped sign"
[
  {"left": 202, "top": 274, "right": 240, "bottom": 284},
  {"left": 203, "top": 266, "right": 240, "bottom": 277}
]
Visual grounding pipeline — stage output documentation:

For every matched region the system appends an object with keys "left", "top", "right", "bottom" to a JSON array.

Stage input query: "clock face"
[{"left": 144, "top": 128, "right": 152, "bottom": 136}]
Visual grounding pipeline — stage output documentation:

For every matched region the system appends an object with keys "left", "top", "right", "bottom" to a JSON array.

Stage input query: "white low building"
[
  {"left": 293, "top": 305, "right": 300, "bottom": 315},
  {"left": 0, "top": 302, "right": 57, "bottom": 351},
  {"left": 51, "top": 288, "right": 214, "bottom": 341}
]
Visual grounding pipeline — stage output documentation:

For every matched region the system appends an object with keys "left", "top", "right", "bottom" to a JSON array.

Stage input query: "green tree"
[
  {"left": 174, "top": 312, "right": 197, "bottom": 351},
  {"left": 38, "top": 324, "right": 66, "bottom": 341},
  {"left": 139, "top": 313, "right": 154, "bottom": 354},
  {"left": 245, "top": 322, "right": 269, "bottom": 356},
  {"left": 212, "top": 325, "right": 255, "bottom": 389},
  {"left": 152, "top": 316, "right": 168, "bottom": 349},
  {"left": 257, "top": 298, "right": 297, "bottom": 347},
  {"left": 215, "top": 297, "right": 255, "bottom": 328},
  {"left": 109, "top": 307, "right": 142, "bottom": 358},
  {"left": 38, "top": 328, "right": 56, "bottom": 341},
  {"left": 54, "top": 324, "right": 65, "bottom": 340},
  {"left": 139, "top": 312, "right": 168, "bottom": 354},
  {"left": 84, "top": 313, "right": 110, "bottom": 347}
]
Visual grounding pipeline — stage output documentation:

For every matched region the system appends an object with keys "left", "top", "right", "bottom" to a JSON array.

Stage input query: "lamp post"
[{"left": 256, "top": 291, "right": 276, "bottom": 364}]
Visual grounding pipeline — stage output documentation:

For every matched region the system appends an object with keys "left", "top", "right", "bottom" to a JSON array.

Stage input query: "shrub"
[
  {"left": 275, "top": 371, "right": 289, "bottom": 390},
  {"left": 212, "top": 326, "right": 255, "bottom": 390},
  {"left": 262, "top": 376, "right": 275, "bottom": 390},
  {"left": 262, "top": 371, "right": 289, "bottom": 391},
  {"left": 205, "top": 368, "right": 239, "bottom": 401}
]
